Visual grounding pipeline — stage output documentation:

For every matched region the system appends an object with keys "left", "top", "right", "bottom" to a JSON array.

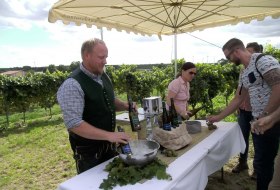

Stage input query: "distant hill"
[
  {"left": 108, "top": 63, "right": 170, "bottom": 70},
  {"left": 0, "top": 66, "right": 47, "bottom": 73},
  {"left": 0, "top": 63, "right": 171, "bottom": 73}
]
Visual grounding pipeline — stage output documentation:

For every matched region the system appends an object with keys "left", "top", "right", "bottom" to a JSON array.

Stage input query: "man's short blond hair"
[{"left": 81, "top": 38, "right": 105, "bottom": 59}]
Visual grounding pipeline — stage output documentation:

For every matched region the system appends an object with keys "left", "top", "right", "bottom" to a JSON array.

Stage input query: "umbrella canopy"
[{"left": 48, "top": 0, "right": 280, "bottom": 75}]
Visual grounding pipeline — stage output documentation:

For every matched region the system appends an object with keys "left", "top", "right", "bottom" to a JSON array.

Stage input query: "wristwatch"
[{"left": 263, "top": 111, "right": 269, "bottom": 116}]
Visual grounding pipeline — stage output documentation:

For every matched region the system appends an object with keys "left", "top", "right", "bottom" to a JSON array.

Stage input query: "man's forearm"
[
  {"left": 115, "top": 98, "right": 129, "bottom": 111},
  {"left": 269, "top": 106, "right": 280, "bottom": 124},
  {"left": 219, "top": 98, "right": 241, "bottom": 119},
  {"left": 219, "top": 86, "right": 245, "bottom": 119},
  {"left": 262, "top": 69, "right": 280, "bottom": 116},
  {"left": 262, "top": 84, "right": 280, "bottom": 117}
]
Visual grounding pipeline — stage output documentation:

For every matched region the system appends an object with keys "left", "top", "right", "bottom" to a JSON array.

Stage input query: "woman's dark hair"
[
  {"left": 246, "top": 42, "right": 263, "bottom": 53},
  {"left": 176, "top": 62, "right": 196, "bottom": 78}
]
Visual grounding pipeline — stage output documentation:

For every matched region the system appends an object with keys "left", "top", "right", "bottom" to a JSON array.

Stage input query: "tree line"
[
  {"left": 0, "top": 62, "right": 240, "bottom": 129},
  {"left": 0, "top": 44, "right": 279, "bottom": 130}
]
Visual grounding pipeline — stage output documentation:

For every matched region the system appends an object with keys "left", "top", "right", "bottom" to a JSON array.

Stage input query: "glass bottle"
[
  {"left": 161, "top": 101, "right": 172, "bottom": 131},
  {"left": 117, "top": 126, "right": 132, "bottom": 155},
  {"left": 169, "top": 98, "right": 179, "bottom": 128},
  {"left": 128, "top": 95, "right": 141, "bottom": 131}
]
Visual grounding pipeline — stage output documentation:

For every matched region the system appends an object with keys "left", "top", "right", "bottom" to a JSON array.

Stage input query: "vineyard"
[
  {"left": 0, "top": 60, "right": 242, "bottom": 130},
  {"left": 2, "top": 44, "right": 280, "bottom": 130},
  {"left": 0, "top": 48, "right": 277, "bottom": 190},
  {"left": 0, "top": 71, "right": 68, "bottom": 129},
  {"left": 2, "top": 43, "right": 280, "bottom": 130},
  {"left": 1, "top": 45, "right": 279, "bottom": 190}
]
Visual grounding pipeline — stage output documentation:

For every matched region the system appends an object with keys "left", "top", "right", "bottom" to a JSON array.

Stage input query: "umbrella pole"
[
  {"left": 174, "top": 30, "right": 177, "bottom": 79},
  {"left": 100, "top": 28, "right": 106, "bottom": 72},
  {"left": 100, "top": 28, "right": 103, "bottom": 40}
]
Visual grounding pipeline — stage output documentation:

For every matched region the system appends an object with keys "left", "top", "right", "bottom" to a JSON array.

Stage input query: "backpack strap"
[
  {"left": 238, "top": 83, "right": 243, "bottom": 95},
  {"left": 255, "top": 53, "right": 265, "bottom": 87}
]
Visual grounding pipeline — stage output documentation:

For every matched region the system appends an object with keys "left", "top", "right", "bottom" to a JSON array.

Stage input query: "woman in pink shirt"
[{"left": 166, "top": 62, "right": 196, "bottom": 120}]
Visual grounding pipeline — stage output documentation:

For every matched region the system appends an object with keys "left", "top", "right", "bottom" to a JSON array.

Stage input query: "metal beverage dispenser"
[{"left": 142, "top": 96, "right": 162, "bottom": 115}]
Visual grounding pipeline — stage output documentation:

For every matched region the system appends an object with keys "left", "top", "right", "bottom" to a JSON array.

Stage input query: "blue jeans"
[
  {"left": 252, "top": 122, "right": 280, "bottom": 190},
  {"left": 238, "top": 109, "right": 254, "bottom": 163}
]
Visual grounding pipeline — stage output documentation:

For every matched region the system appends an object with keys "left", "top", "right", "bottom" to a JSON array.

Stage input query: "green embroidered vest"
[{"left": 70, "top": 68, "right": 116, "bottom": 145}]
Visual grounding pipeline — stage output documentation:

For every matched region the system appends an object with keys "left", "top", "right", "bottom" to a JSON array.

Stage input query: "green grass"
[
  {"left": 0, "top": 96, "right": 256, "bottom": 190},
  {"left": 0, "top": 105, "right": 76, "bottom": 190}
]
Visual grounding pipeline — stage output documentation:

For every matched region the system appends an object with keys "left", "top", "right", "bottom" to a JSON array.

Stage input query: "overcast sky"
[{"left": 1, "top": 0, "right": 280, "bottom": 68}]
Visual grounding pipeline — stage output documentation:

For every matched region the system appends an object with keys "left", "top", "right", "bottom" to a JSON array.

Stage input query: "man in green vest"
[{"left": 57, "top": 38, "right": 131, "bottom": 174}]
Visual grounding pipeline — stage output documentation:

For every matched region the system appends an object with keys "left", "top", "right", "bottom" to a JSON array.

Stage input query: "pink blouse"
[
  {"left": 238, "top": 68, "right": 252, "bottom": 111},
  {"left": 168, "top": 76, "right": 190, "bottom": 113},
  {"left": 239, "top": 89, "right": 252, "bottom": 111}
]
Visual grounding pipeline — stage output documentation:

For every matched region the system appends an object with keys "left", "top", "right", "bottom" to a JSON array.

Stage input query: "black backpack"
[
  {"left": 255, "top": 54, "right": 265, "bottom": 80},
  {"left": 255, "top": 54, "right": 280, "bottom": 87},
  {"left": 239, "top": 54, "right": 278, "bottom": 95}
]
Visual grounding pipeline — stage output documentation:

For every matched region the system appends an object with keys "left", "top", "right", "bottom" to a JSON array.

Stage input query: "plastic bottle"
[{"left": 146, "top": 116, "right": 153, "bottom": 140}]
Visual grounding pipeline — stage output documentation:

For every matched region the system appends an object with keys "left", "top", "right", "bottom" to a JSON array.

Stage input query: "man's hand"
[
  {"left": 132, "top": 102, "right": 138, "bottom": 112},
  {"left": 207, "top": 115, "right": 222, "bottom": 123},
  {"left": 251, "top": 115, "right": 274, "bottom": 135},
  {"left": 181, "top": 112, "right": 190, "bottom": 120},
  {"left": 107, "top": 131, "right": 131, "bottom": 144}
]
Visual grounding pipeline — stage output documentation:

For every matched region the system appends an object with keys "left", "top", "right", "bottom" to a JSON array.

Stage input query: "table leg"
[{"left": 221, "top": 167, "right": 224, "bottom": 181}]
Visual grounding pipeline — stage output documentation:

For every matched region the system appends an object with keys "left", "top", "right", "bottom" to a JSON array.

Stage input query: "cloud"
[
  {"left": 0, "top": 0, "right": 55, "bottom": 30},
  {"left": 0, "top": 43, "right": 80, "bottom": 68},
  {"left": 0, "top": 0, "right": 52, "bottom": 19},
  {"left": 1, "top": 0, "right": 280, "bottom": 68},
  {"left": 130, "top": 35, "right": 159, "bottom": 42},
  {"left": 225, "top": 17, "right": 280, "bottom": 38},
  {"left": 0, "top": 17, "right": 33, "bottom": 30}
]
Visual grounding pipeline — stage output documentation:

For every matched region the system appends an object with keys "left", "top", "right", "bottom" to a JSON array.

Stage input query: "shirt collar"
[
  {"left": 80, "top": 62, "right": 102, "bottom": 80},
  {"left": 178, "top": 76, "right": 186, "bottom": 84}
]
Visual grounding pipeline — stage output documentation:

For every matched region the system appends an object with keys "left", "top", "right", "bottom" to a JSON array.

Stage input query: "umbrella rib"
[
  {"left": 57, "top": 2, "right": 280, "bottom": 9},
  {"left": 176, "top": 0, "right": 206, "bottom": 28},
  {"left": 174, "top": 0, "right": 184, "bottom": 29},
  {"left": 161, "top": 0, "right": 176, "bottom": 29},
  {"left": 56, "top": 8, "right": 173, "bottom": 34},
  {"left": 54, "top": 0, "right": 76, "bottom": 8},
  {"left": 114, "top": 0, "right": 176, "bottom": 27},
  {"left": 56, "top": 1, "right": 219, "bottom": 31},
  {"left": 50, "top": 0, "right": 280, "bottom": 35},
  {"left": 157, "top": 1, "right": 172, "bottom": 34},
  {"left": 120, "top": 0, "right": 179, "bottom": 32},
  {"left": 177, "top": 0, "right": 238, "bottom": 28},
  {"left": 113, "top": 7, "right": 174, "bottom": 32},
  {"left": 56, "top": 2, "right": 178, "bottom": 33}
]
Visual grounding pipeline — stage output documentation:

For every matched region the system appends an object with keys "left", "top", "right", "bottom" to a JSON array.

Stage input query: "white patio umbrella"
[{"left": 48, "top": 0, "right": 280, "bottom": 77}]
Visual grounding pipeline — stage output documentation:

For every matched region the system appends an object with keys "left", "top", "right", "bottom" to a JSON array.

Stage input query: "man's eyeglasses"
[
  {"left": 226, "top": 49, "right": 235, "bottom": 60},
  {"left": 189, "top": 71, "right": 196, "bottom": 75}
]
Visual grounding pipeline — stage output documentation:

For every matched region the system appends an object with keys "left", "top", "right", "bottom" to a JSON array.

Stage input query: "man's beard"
[{"left": 233, "top": 58, "right": 241, "bottom": 66}]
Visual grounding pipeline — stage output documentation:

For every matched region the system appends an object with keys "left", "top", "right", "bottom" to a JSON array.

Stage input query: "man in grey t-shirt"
[{"left": 208, "top": 38, "right": 280, "bottom": 190}]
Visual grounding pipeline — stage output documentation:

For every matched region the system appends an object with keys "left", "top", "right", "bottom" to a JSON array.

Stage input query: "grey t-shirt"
[{"left": 239, "top": 53, "right": 279, "bottom": 118}]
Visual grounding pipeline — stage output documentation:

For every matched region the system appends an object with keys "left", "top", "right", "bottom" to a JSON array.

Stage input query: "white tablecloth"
[{"left": 57, "top": 121, "right": 245, "bottom": 190}]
